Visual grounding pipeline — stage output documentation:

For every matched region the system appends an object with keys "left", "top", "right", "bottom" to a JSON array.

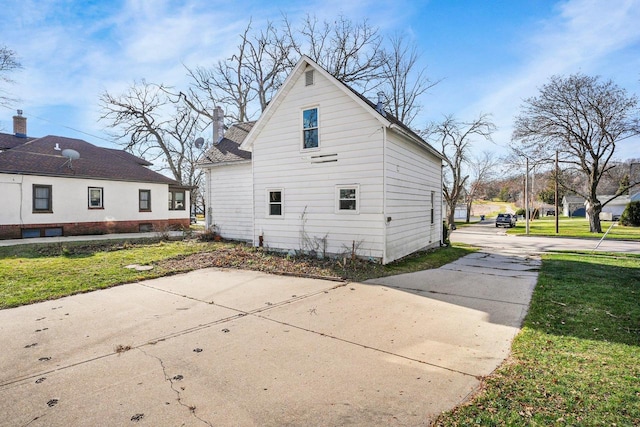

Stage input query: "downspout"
[
  {"left": 440, "top": 161, "right": 444, "bottom": 245},
  {"left": 250, "top": 153, "right": 256, "bottom": 247},
  {"left": 382, "top": 125, "right": 388, "bottom": 264},
  {"left": 205, "top": 168, "right": 212, "bottom": 230}
]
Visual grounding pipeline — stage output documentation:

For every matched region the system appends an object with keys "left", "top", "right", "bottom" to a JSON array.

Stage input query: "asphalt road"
[{"left": 450, "top": 218, "right": 640, "bottom": 254}]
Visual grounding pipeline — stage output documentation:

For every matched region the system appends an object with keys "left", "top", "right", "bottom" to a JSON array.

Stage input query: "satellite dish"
[
  {"left": 194, "top": 137, "right": 205, "bottom": 149},
  {"left": 61, "top": 149, "right": 80, "bottom": 160},
  {"left": 61, "top": 149, "right": 80, "bottom": 169}
]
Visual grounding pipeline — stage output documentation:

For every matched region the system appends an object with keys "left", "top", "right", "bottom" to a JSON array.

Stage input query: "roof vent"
[
  {"left": 375, "top": 92, "right": 387, "bottom": 117},
  {"left": 305, "top": 70, "right": 314, "bottom": 86}
]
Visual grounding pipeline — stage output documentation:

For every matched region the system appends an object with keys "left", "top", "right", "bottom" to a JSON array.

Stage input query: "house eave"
[{"left": 198, "top": 159, "right": 252, "bottom": 169}]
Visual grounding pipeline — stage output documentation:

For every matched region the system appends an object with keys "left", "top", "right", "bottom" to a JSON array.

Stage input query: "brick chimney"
[
  {"left": 13, "top": 110, "right": 27, "bottom": 138},
  {"left": 212, "top": 106, "right": 224, "bottom": 145}
]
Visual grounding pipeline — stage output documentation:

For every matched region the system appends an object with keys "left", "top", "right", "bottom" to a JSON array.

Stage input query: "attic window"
[{"left": 305, "top": 70, "right": 314, "bottom": 86}]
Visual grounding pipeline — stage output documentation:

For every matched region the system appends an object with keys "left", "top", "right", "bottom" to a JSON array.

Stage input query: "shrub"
[
  {"left": 620, "top": 201, "right": 640, "bottom": 226},
  {"left": 515, "top": 208, "right": 525, "bottom": 216}
]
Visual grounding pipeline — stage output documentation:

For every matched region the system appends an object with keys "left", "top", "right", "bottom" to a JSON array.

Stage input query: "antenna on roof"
[{"left": 61, "top": 148, "right": 80, "bottom": 169}]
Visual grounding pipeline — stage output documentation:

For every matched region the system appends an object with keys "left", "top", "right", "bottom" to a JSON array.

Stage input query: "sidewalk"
[{"left": 0, "top": 231, "right": 187, "bottom": 247}]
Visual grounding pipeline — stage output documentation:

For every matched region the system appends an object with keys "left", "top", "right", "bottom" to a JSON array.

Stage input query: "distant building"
[{"left": 0, "top": 111, "right": 190, "bottom": 239}]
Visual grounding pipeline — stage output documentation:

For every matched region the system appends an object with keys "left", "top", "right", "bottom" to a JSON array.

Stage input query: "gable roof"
[
  {"left": 239, "top": 55, "right": 444, "bottom": 161},
  {"left": 0, "top": 135, "right": 179, "bottom": 185},
  {"left": 199, "top": 121, "right": 254, "bottom": 166}
]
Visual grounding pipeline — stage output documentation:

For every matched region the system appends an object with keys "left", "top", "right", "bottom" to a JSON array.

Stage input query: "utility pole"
[
  {"left": 525, "top": 157, "right": 530, "bottom": 235},
  {"left": 555, "top": 150, "right": 559, "bottom": 234}
]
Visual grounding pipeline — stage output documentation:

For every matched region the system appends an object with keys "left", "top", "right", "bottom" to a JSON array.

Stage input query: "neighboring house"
[
  {"left": 589, "top": 195, "right": 631, "bottom": 221},
  {"left": 200, "top": 56, "right": 445, "bottom": 264},
  {"left": 0, "top": 111, "right": 190, "bottom": 239},
  {"left": 631, "top": 192, "right": 640, "bottom": 202},
  {"left": 562, "top": 195, "right": 586, "bottom": 217}
]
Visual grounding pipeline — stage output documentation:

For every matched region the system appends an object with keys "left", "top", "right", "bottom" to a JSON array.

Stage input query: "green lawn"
[
  {"left": 0, "top": 238, "right": 475, "bottom": 309},
  {"left": 507, "top": 216, "right": 640, "bottom": 240},
  {"left": 0, "top": 239, "right": 221, "bottom": 309},
  {"left": 435, "top": 251, "right": 640, "bottom": 426}
]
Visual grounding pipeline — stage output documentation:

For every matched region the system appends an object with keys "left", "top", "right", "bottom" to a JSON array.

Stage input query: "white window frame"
[
  {"left": 301, "top": 106, "right": 319, "bottom": 150},
  {"left": 335, "top": 185, "right": 359, "bottom": 214},
  {"left": 88, "top": 187, "right": 103, "bottom": 209},
  {"left": 266, "top": 188, "right": 284, "bottom": 218}
]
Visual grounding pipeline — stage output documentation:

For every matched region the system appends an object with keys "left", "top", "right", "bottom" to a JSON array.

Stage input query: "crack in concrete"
[
  {"left": 251, "top": 312, "right": 482, "bottom": 379},
  {"left": 0, "top": 283, "right": 346, "bottom": 389},
  {"left": 137, "top": 348, "right": 213, "bottom": 427}
]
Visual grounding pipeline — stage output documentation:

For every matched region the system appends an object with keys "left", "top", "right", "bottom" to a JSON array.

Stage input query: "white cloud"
[{"left": 465, "top": 0, "right": 640, "bottom": 152}]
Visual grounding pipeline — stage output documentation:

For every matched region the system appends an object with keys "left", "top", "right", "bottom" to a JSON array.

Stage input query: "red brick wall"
[{"left": 0, "top": 218, "right": 191, "bottom": 240}]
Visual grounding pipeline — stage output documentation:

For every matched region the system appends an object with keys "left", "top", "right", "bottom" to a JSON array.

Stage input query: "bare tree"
[
  {"left": 0, "top": 45, "right": 22, "bottom": 107},
  {"left": 286, "top": 14, "right": 386, "bottom": 91},
  {"left": 465, "top": 151, "right": 498, "bottom": 222},
  {"left": 425, "top": 114, "right": 496, "bottom": 230},
  {"left": 512, "top": 73, "right": 640, "bottom": 232},
  {"left": 380, "top": 34, "right": 439, "bottom": 127},
  {"left": 181, "top": 19, "right": 294, "bottom": 124},
  {"left": 99, "top": 80, "right": 205, "bottom": 191}
]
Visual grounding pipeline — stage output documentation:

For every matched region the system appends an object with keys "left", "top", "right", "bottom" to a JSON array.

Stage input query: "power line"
[{"left": 0, "top": 104, "right": 119, "bottom": 145}]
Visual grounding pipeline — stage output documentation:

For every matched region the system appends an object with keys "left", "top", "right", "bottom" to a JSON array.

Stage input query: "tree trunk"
[
  {"left": 585, "top": 199, "right": 603, "bottom": 233},
  {"left": 447, "top": 201, "right": 456, "bottom": 232}
]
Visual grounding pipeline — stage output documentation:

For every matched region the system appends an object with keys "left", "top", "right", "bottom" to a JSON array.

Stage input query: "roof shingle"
[{"left": 0, "top": 134, "right": 179, "bottom": 185}]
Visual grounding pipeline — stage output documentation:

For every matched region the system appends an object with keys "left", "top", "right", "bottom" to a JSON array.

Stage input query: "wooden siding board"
[
  {"left": 208, "top": 163, "right": 253, "bottom": 241},
  {"left": 384, "top": 131, "right": 442, "bottom": 262},
  {"left": 252, "top": 67, "right": 386, "bottom": 259}
]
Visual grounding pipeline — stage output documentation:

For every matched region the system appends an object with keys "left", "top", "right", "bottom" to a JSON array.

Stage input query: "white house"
[
  {"left": 562, "top": 195, "right": 586, "bottom": 217},
  {"left": 200, "top": 56, "right": 444, "bottom": 264},
  {"left": 592, "top": 195, "right": 631, "bottom": 221},
  {"left": 0, "top": 112, "right": 190, "bottom": 239}
]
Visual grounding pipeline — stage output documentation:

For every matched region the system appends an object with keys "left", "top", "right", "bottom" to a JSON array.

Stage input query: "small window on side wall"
[
  {"left": 430, "top": 191, "right": 435, "bottom": 224},
  {"left": 302, "top": 108, "right": 318, "bottom": 149},
  {"left": 169, "top": 190, "right": 185, "bottom": 211},
  {"left": 33, "top": 184, "right": 52, "bottom": 213},
  {"left": 139, "top": 189, "right": 151, "bottom": 212},
  {"left": 268, "top": 190, "right": 283, "bottom": 217},
  {"left": 89, "top": 187, "right": 103, "bottom": 209},
  {"left": 336, "top": 185, "right": 359, "bottom": 214}
]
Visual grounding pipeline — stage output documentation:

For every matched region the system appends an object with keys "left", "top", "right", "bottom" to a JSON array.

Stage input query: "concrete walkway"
[{"left": 0, "top": 249, "right": 538, "bottom": 426}]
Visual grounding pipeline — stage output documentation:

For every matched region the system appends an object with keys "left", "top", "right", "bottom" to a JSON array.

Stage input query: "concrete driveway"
[{"left": 0, "top": 252, "right": 539, "bottom": 426}]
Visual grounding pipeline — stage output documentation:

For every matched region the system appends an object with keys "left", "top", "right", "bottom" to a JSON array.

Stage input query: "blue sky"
[{"left": 1, "top": 0, "right": 639, "bottom": 160}]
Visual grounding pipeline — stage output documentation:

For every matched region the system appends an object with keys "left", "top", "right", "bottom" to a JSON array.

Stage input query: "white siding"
[
  {"left": 252, "top": 67, "right": 386, "bottom": 259},
  {"left": 0, "top": 173, "right": 176, "bottom": 225},
  {"left": 384, "top": 132, "right": 442, "bottom": 263},
  {"left": 205, "top": 162, "right": 253, "bottom": 241}
]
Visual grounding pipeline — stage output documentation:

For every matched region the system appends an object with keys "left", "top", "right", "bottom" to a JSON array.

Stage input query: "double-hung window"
[
  {"left": 33, "top": 184, "right": 52, "bottom": 213},
  {"left": 430, "top": 191, "right": 435, "bottom": 224},
  {"left": 268, "top": 190, "right": 283, "bottom": 217},
  {"left": 336, "top": 185, "right": 359, "bottom": 213},
  {"left": 139, "top": 189, "right": 151, "bottom": 212},
  {"left": 169, "top": 190, "right": 186, "bottom": 211},
  {"left": 88, "top": 187, "right": 103, "bottom": 209},
  {"left": 302, "top": 108, "right": 319, "bottom": 149}
]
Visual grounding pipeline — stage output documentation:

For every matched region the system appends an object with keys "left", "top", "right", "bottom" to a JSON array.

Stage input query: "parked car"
[
  {"left": 546, "top": 209, "right": 556, "bottom": 216},
  {"left": 496, "top": 213, "right": 516, "bottom": 228}
]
